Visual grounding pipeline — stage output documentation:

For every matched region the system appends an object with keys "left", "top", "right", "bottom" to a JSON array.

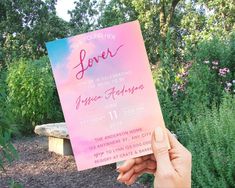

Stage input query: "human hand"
[
  {"left": 117, "top": 127, "right": 192, "bottom": 188},
  {"left": 116, "top": 154, "right": 156, "bottom": 185}
]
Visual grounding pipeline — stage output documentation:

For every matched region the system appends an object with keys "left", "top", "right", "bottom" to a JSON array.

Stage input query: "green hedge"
[
  {"left": 178, "top": 94, "right": 235, "bottom": 188},
  {"left": 6, "top": 56, "right": 63, "bottom": 134}
]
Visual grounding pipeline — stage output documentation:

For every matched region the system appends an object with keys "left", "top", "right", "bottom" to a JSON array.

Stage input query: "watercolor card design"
[{"left": 46, "top": 20, "right": 166, "bottom": 171}]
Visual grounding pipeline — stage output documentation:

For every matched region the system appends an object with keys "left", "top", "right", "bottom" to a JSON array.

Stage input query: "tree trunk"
[{"left": 159, "top": 0, "right": 180, "bottom": 47}]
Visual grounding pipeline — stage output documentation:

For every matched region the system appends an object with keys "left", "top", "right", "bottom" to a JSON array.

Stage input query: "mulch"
[{"left": 0, "top": 136, "right": 150, "bottom": 188}]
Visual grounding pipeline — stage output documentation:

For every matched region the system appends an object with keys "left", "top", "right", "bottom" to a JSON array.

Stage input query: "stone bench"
[{"left": 34, "top": 122, "right": 73, "bottom": 156}]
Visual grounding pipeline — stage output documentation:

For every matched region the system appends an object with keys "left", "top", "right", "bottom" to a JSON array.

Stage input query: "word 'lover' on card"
[{"left": 46, "top": 20, "right": 167, "bottom": 171}]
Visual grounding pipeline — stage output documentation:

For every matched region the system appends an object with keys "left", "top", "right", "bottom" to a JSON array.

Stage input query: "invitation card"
[{"left": 46, "top": 20, "right": 166, "bottom": 171}]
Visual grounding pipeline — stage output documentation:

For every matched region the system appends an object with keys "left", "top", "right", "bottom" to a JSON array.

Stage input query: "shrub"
[
  {"left": 167, "top": 35, "right": 235, "bottom": 127},
  {"left": 194, "top": 34, "right": 235, "bottom": 94},
  {"left": 178, "top": 94, "right": 235, "bottom": 188},
  {"left": 178, "top": 61, "right": 223, "bottom": 120},
  {"left": 0, "top": 120, "right": 18, "bottom": 171},
  {"left": 0, "top": 68, "right": 18, "bottom": 171},
  {"left": 152, "top": 34, "right": 235, "bottom": 187},
  {"left": 6, "top": 56, "right": 63, "bottom": 134},
  {"left": 195, "top": 34, "right": 235, "bottom": 74},
  {"left": 155, "top": 31, "right": 181, "bottom": 131},
  {"left": 0, "top": 68, "right": 8, "bottom": 121}
]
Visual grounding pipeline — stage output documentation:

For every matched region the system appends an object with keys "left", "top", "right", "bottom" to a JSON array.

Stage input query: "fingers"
[
  {"left": 117, "top": 158, "right": 135, "bottom": 172},
  {"left": 125, "top": 169, "right": 156, "bottom": 185},
  {"left": 119, "top": 168, "right": 156, "bottom": 185},
  {"left": 151, "top": 127, "right": 174, "bottom": 174},
  {"left": 118, "top": 159, "right": 156, "bottom": 181},
  {"left": 166, "top": 129, "right": 192, "bottom": 164},
  {"left": 125, "top": 173, "right": 139, "bottom": 185},
  {"left": 118, "top": 155, "right": 153, "bottom": 173},
  {"left": 166, "top": 129, "right": 184, "bottom": 150},
  {"left": 146, "top": 160, "right": 157, "bottom": 170},
  {"left": 142, "top": 155, "right": 151, "bottom": 160},
  {"left": 117, "top": 159, "right": 156, "bottom": 182},
  {"left": 135, "top": 157, "right": 144, "bottom": 164},
  {"left": 120, "top": 168, "right": 135, "bottom": 182},
  {"left": 169, "top": 148, "right": 180, "bottom": 160}
]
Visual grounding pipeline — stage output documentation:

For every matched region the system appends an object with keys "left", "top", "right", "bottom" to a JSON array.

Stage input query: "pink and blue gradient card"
[{"left": 46, "top": 20, "right": 166, "bottom": 171}]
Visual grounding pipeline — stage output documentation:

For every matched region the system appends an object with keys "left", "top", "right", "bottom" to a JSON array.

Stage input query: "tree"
[
  {"left": 0, "top": 0, "right": 69, "bottom": 64},
  {"left": 180, "top": 0, "right": 235, "bottom": 52},
  {"left": 69, "top": 0, "right": 99, "bottom": 35},
  {"left": 97, "top": 0, "right": 137, "bottom": 28},
  {"left": 159, "top": 0, "right": 181, "bottom": 46},
  {"left": 98, "top": 0, "right": 181, "bottom": 64}
]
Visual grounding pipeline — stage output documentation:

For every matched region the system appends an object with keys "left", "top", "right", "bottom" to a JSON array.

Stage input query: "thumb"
[{"left": 151, "top": 127, "right": 174, "bottom": 174}]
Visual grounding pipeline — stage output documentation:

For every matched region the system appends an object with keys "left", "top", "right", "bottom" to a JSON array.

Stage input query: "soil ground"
[{"left": 0, "top": 136, "right": 150, "bottom": 188}]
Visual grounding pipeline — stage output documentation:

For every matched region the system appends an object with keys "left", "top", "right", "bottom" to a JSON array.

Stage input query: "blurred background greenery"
[{"left": 0, "top": 0, "right": 234, "bottom": 187}]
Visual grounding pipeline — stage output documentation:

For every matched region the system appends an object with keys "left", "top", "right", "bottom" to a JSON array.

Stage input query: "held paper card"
[{"left": 46, "top": 20, "right": 166, "bottom": 171}]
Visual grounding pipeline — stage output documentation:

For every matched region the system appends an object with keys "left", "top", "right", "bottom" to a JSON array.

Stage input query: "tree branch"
[{"left": 166, "top": 0, "right": 180, "bottom": 27}]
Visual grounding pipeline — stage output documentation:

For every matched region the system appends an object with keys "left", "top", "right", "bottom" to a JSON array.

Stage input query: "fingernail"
[
  {"left": 117, "top": 174, "right": 122, "bottom": 180},
  {"left": 154, "top": 127, "right": 164, "bottom": 142}
]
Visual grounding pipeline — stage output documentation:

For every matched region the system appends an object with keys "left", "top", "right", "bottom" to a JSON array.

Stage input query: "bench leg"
[{"left": 48, "top": 137, "right": 73, "bottom": 156}]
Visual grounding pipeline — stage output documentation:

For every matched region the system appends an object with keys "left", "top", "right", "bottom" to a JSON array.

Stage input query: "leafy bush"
[
  {"left": 162, "top": 34, "right": 235, "bottom": 129},
  {"left": 0, "top": 67, "right": 16, "bottom": 171},
  {"left": 6, "top": 56, "right": 63, "bottom": 134},
  {"left": 155, "top": 31, "right": 181, "bottom": 131},
  {"left": 0, "top": 121, "right": 18, "bottom": 171},
  {"left": 178, "top": 94, "right": 235, "bottom": 188},
  {"left": 0, "top": 67, "right": 18, "bottom": 171},
  {"left": 152, "top": 33, "right": 235, "bottom": 188},
  {"left": 195, "top": 34, "right": 235, "bottom": 74},
  {"left": 0, "top": 70, "right": 23, "bottom": 188},
  {"left": 0, "top": 68, "right": 8, "bottom": 117},
  {"left": 194, "top": 34, "right": 235, "bottom": 93},
  {"left": 178, "top": 61, "right": 223, "bottom": 120}
]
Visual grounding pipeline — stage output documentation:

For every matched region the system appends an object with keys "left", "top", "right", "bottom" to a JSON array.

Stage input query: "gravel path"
[{"left": 0, "top": 136, "right": 150, "bottom": 188}]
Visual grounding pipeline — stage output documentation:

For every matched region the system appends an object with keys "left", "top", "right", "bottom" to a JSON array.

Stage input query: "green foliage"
[
  {"left": 149, "top": 26, "right": 235, "bottom": 188},
  {"left": 161, "top": 34, "right": 235, "bottom": 130},
  {"left": 0, "top": 125, "right": 18, "bottom": 171},
  {"left": 195, "top": 34, "right": 235, "bottom": 78},
  {"left": 69, "top": 0, "right": 99, "bottom": 34},
  {"left": 0, "top": 55, "right": 20, "bottom": 188},
  {"left": 155, "top": 31, "right": 179, "bottom": 130},
  {"left": 178, "top": 94, "right": 235, "bottom": 188},
  {"left": 98, "top": 0, "right": 135, "bottom": 28},
  {"left": 180, "top": 0, "right": 235, "bottom": 51},
  {"left": 0, "top": 68, "right": 7, "bottom": 118},
  {"left": 0, "top": 0, "right": 69, "bottom": 63},
  {"left": 71, "top": 0, "right": 181, "bottom": 64},
  {"left": 180, "top": 35, "right": 235, "bottom": 118},
  {"left": 179, "top": 61, "right": 222, "bottom": 119},
  {"left": 139, "top": 173, "right": 154, "bottom": 188},
  {"left": 6, "top": 56, "right": 63, "bottom": 134}
]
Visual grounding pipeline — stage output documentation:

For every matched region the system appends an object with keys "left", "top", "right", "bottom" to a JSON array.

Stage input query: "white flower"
[
  {"left": 212, "top": 66, "right": 218, "bottom": 69},
  {"left": 227, "top": 83, "right": 232, "bottom": 87},
  {"left": 212, "top": 61, "right": 219, "bottom": 65},
  {"left": 232, "top": 80, "right": 235, "bottom": 84}
]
